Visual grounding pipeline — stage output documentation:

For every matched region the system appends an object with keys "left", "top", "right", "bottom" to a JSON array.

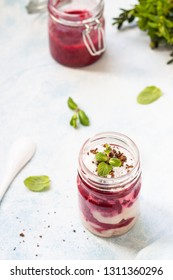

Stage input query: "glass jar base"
[
  {"left": 49, "top": 45, "right": 104, "bottom": 68},
  {"left": 80, "top": 214, "right": 138, "bottom": 237}
]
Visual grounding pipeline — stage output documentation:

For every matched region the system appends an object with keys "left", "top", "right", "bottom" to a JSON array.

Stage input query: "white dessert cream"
[{"left": 83, "top": 144, "right": 135, "bottom": 178}]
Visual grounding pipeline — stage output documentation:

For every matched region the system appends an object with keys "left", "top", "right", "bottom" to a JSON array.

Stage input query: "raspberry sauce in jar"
[
  {"left": 77, "top": 132, "right": 142, "bottom": 237},
  {"left": 48, "top": 0, "right": 105, "bottom": 67}
]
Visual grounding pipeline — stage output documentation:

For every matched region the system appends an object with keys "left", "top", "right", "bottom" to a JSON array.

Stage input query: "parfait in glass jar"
[{"left": 77, "top": 132, "right": 141, "bottom": 237}]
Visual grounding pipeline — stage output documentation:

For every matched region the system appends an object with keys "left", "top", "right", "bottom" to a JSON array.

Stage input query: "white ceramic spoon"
[
  {"left": 25, "top": 0, "right": 71, "bottom": 14},
  {"left": 26, "top": 0, "right": 47, "bottom": 14},
  {"left": 0, "top": 138, "right": 37, "bottom": 203}
]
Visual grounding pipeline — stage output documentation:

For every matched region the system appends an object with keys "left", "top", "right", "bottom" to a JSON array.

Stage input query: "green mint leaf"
[
  {"left": 104, "top": 144, "right": 111, "bottom": 155},
  {"left": 70, "top": 114, "right": 78, "bottom": 128},
  {"left": 97, "top": 162, "right": 112, "bottom": 177},
  {"left": 95, "top": 152, "right": 108, "bottom": 162},
  {"left": 78, "top": 110, "right": 90, "bottom": 126},
  {"left": 24, "top": 175, "right": 51, "bottom": 192},
  {"left": 137, "top": 86, "right": 163, "bottom": 105},
  {"left": 109, "top": 158, "right": 122, "bottom": 167},
  {"left": 105, "top": 144, "right": 110, "bottom": 149},
  {"left": 67, "top": 97, "right": 78, "bottom": 110}
]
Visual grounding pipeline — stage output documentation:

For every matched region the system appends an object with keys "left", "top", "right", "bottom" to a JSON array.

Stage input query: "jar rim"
[
  {"left": 48, "top": 0, "right": 104, "bottom": 26},
  {"left": 78, "top": 132, "right": 141, "bottom": 191}
]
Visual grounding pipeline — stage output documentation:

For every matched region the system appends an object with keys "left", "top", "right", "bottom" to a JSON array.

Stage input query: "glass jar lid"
[
  {"left": 48, "top": 0, "right": 104, "bottom": 26},
  {"left": 78, "top": 132, "right": 141, "bottom": 191}
]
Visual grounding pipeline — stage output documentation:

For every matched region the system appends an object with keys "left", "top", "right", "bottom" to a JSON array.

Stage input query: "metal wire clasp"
[{"left": 82, "top": 19, "right": 105, "bottom": 56}]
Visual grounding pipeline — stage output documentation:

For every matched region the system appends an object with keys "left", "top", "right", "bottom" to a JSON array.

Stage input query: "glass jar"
[
  {"left": 48, "top": 0, "right": 105, "bottom": 67},
  {"left": 77, "top": 132, "right": 142, "bottom": 237}
]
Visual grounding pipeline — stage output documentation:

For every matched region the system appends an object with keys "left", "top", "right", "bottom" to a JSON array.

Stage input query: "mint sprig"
[
  {"left": 95, "top": 144, "right": 122, "bottom": 177},
  {"left": 113, "top": 0, "right": 173, "bottom": 64},
  {"left": 67, "top": 97, "right": 90, "bottom": 128}
]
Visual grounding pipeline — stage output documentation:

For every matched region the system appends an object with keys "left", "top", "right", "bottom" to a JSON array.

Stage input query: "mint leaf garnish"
[
  {"left": 97, "top": 162, "right": 112, "bottom": 177},
  {"left": 67, "top": 97, "right": 90, "bottom": 128},
  {"left": 67, "top": 97, "right": 78, "bottom": 110},
  {"left": 95, "top": 152, "right": 108, "bottom": 162},
  {"left": 24, "top": 175, "right": 51, "bottom": 192},
  {"left": 109, "top": 158, "right": 122, "bottom": 167},
  {"left": 137, "top": 86, "right": 163, "bottom": 105},
  {"left": 94, "top": 144, "right": 126, "bottom": 177}
]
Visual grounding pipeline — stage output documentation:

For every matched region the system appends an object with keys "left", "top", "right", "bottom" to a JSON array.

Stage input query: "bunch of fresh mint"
[{"left": 113, "top": 0, "right": 173, "bottom": 64}]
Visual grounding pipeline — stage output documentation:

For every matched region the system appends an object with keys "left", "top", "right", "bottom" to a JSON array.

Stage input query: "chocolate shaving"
[
  {"left": 90, "top": 148, "right": 98, "bottom": 154},
  {"left": 109, "top": 152, "right": 114, "bottom": 157},
  {"left": 126, "top": 164, "right": 134, "bottom": 169},
  {"left": 110, "top": 170, "right": 115, "bottom": 178},
  {"left": 112, "top": 149, "right": 127, "bottom": 166}
]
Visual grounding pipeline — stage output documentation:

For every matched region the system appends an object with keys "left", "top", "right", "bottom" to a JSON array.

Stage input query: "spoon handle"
[{"left": 0, "top": 138, "right": 36, "bottom": 202}]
